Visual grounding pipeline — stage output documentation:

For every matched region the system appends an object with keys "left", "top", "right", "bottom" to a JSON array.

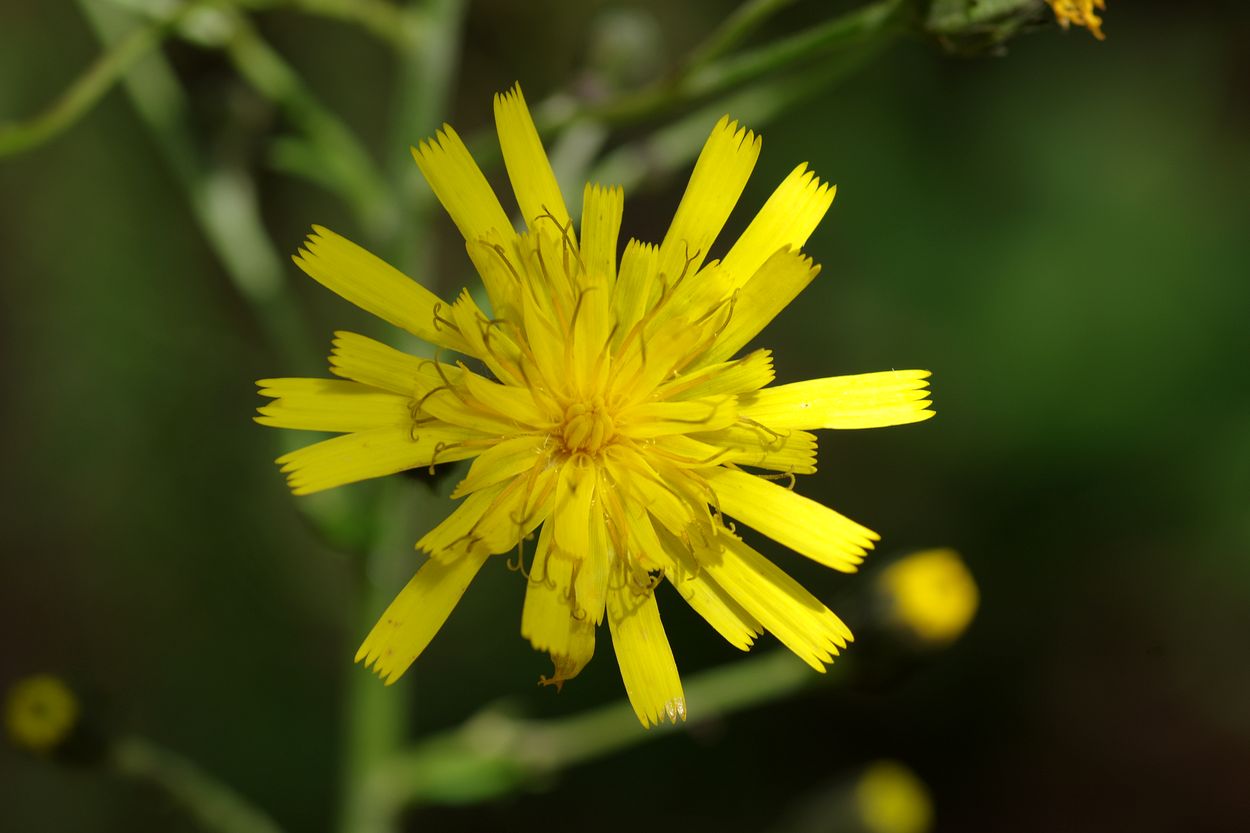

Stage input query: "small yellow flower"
[
  {"left": 1046, "top": 0, "right": 1107, "bottom": 40},
  {"left": 877, "top": 549, "right": 978, "bottom": 645},
  {"left": 257, "top": 84, "right": 934, "bottom": 726},
  {"left": 855, "top": 761, "right": 934, "bottom": 833},
  {"left": 5, "top": 674, "right": 79, "bottom": 754}
]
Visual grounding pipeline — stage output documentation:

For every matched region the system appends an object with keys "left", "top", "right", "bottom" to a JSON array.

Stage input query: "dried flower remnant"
[{"left": 1047, "top": 0, "right": 1107, "bottom": 40}]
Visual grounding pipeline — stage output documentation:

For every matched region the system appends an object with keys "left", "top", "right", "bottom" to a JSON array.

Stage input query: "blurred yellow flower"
[
  {"left": 4, "top": 674, "right": 79, "bottom": 754},
  {"left": 855, "top": 760, "right": 934, "bottom": 833},
  {"left": 877, "top": 548, "right": 978, "bottom": 645},
  {"left": 257, "top": 84, "right": 934, "bottom": 726},
  {"left": 1046, "top": 0, "right": 1106, "bottom": 40}
]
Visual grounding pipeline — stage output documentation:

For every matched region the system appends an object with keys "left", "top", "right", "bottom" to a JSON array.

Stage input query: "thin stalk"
[
  {"left": 111, "top": 735, "right": 286, "bottom": 833},
  {"left": 233, "top": 0, "right": 411, "bottom": 46},
  {"left": 336, "top": 4, "right": 467, "bottom": 833},
  {"left": 74, "top": 0, "right": 315, "bottom": 372},
  {"left": 0, "top": 4, "right": 192, "bottom": 158},
  {"left": 376, "top": 650, "right": 828, "bottom": 807},
  {"left": 336, "top": 482, "right": 435, "bottom": 833},
  {"left": 589, "top": 24, "right": 897, "bottom": 194},
  {"left": 383, "top": 0, "right": 466, "bottom": 271},
  {"left": 679, "top": 0, "right": 801, "bottom": 72},
  {"left": 548, "top": 0, "right": 904, "bottom": 132},
  {"left": 219, "top": 9, "right": 395, "bottom": 236}
]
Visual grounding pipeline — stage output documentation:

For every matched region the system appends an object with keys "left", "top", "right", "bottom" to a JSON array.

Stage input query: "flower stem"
[
  {"left": 548, "top": 0, "right": 906, "bottom": 132},
  {"left": 375, "top": 650, "right": 832, "bottom": 807},
  {"left": 335, "top": 4, "right": 467, "bottom": 833},
  {"left": 0, "top": 3, "right": 191, "bottom": 158},
  {"left": 73, "top": 0, "right": 316, "bottom": 372},
  {"left": 111, "top": 735, "right": 286, "bottom": 833}
]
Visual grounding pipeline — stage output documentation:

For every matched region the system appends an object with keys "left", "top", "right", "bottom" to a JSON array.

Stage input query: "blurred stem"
[
  {"left": 377, "top": 650, "right": 826, "bottom": 808},
  {"left": 383, "top": 0, "right": 466, "bottom": 270},
  {"left": 590, "top": 31, "right": 891, "bottom": 194},
  {"left": 679, "top": 0, "right": 800, "bottom": 72},
  {"left": 111, "top": 735, "right": 286, "bottom": 833},
  {"left": 218, "top": 8, "right": 395, "bottom": 236},
  {"left": 74, "top": 0, "right": 316, "bottom": 372},
  {"left": 336, "top": 5, "right": 465, "bottom": 833},
  {"left": 232, "top": 0, "right": 410, "bottom": 45},
  {"left": 926, "top": 0, "right": 1039, "bottom": 32},
  {"left": 0, "top": 3, "right": 191, "bottom": 158},
  {"left": 545, "top": 0, "right": 904, "bottom": 133},
  {"left": 338, "top": 482, "right": 433, "bottom": 833}
]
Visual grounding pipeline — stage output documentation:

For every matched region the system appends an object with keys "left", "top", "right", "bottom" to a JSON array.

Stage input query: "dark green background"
[{"left": 2, "top": 1, "right": 1248, "bottom": 831}]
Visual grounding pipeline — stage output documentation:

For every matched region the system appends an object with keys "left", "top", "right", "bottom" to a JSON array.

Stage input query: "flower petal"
[
  {"left": 355, "top": 548, "right": 491, "bottom": 684},
  {"left": 719, "top": 163, "right": 836, "bottom": 288},
  {"left": 494, "top": 83, "right": 572, "bottom": 235},
  {"left": 699, "top": 533, "right": 852, "bottom": 671},
  {"left": 580, "top": 184, "right": 624, "bottom": 286},
  {"left": 256, "top": 378, "right": 411, "bottom": 433},
  {"left": 739, "top": 370, "right": 934, "bottom": 429},
  {"left": 700, "top": 247, "right": 819, "bottom": 366},
  {"left": 329, "top": 331, "right": 427, "bottom": 395},
  {"left": 705, "top": 467, "right": 877, "bottom": 573},
  {"left": 294, "top": 227, "right": 467, "bottom": 352},
  {"left": 657, "top": 115, "right": 760, "bottom": 283},
  {"left": 607, "top": 569, "right": 686, "bottom": 727},
  {"left": 276, "top": 424, "right": 482, "bottom": 495},
  {"left": 610, "top": 239, "right": 658, "bottom": 350},
  {"left": 412, "top": 124, "right": 514, "bottom": 242}
]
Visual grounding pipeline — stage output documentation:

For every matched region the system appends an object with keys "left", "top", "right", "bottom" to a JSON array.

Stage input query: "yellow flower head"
[
  {"left": 855, "top": 760, "right": 935, "bottom": 833},
  {"left": 877, "top": 548, "right": 979, "bottom": 646},
  {"left": 5, "top": 674, "right": 79, "bottom": 754},
  {"left": 1046, "top": 0, "right": 1106, "bottom": 40},
  {"left": 257, "top": 84, "right": 934, "bottom": 727}
]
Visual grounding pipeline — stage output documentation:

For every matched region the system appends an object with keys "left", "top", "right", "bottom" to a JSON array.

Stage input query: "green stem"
[
  {"left": 219, "top": 9, "right": 395, "bottom": 236},
  {"left": 111, "top": 735, "right": 286, "bottom": 833},
  {"left": 377, "top": 650, "right": 827, "bottom": 807},
  {"left": 679, "top": 0, "right": 801, "bottom": 73},
  {"left": 74, "top": 0, "right": 315, "bottom": 372},
  {"left": 925, "top": 0, "right": 1040, "bottom": 33},
  {"left": 550, "top": 0, "right": 904, "bottom": 132},
  {"left": 337, "top": 482, "right": 432, "bottom": 833},
  {"left": 589, "top": 35, "right": 891, "bottom": 194},
  {"left": 0, "top": 4, "right": 191, "bottom": 158},
  {"left": 383, "top": 0, "right": 466, "bottom": 271},
  {"left": 336, "top": 5, "right": 467, "bottom": 832},
  {"left": 232, "top": 0, "right": 411, "bottom": 46}
]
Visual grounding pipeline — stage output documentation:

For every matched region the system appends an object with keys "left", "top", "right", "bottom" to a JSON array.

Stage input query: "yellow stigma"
[{"left": 560, "top": 398, "right": 616, "bottom": 456}]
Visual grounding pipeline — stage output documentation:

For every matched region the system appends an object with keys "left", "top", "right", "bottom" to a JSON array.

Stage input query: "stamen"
[{"left": 489, "top": 243, "right": 523, "bottom": 285}]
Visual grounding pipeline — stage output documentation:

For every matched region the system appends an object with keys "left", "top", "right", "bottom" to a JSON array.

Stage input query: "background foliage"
[{"left": 2, "top": 1, "right": 1248, "bottom": 831}]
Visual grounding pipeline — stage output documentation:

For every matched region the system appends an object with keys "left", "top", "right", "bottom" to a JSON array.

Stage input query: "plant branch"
[
  {"left": 0, "top": 4, "right": 191, "bottom": 158},
  {"left": 111, "top": 735, "right": 286, "bottom": 833},
  {"left": 376, "top": 649, "right": 829, "bottom": 808}
]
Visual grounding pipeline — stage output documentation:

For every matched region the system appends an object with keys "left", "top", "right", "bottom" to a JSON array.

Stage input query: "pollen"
[{"left": 560, "top": 398, "right": 616, "bottom": 456}]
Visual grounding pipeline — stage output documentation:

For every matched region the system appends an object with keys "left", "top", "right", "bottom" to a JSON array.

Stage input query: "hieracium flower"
[
  {"left": 1046, "top": 0, "right": 1106, "bottom": 40},
  {"left": 256, "top": 85, "right": 934, "bottom": 727}
]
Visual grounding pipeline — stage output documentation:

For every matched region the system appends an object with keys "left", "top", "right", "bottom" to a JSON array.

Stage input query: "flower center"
[{"left": 560, "top": 398, "right": 615, "bottom": 456}]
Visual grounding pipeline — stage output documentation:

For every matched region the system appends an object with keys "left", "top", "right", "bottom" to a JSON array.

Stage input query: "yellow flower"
[
  {"left": 5, "top": 674, "right": 79, "bottom": 754},
  {"left": 257, "top": 85, "right": 934, "bottom": 727},
  {"left": 855, "top": 761, "right": 935, "bottom": 833},
  {"left": 1046, "top": 0, "right": 1106, "bottom": 40},
  {"left": 877, "top": 548, "right": 978, "bottom": 646}
]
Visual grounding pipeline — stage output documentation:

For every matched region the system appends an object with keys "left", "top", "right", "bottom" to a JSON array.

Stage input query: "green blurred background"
[{"left": 2, "top": 1, "right": 1249, "bottom": 831}]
